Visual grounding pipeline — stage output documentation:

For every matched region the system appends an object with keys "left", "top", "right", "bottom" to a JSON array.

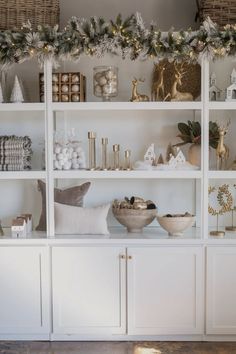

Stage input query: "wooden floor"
[{"left": 1, "top": 342, "right": 236, "bottom": 354}]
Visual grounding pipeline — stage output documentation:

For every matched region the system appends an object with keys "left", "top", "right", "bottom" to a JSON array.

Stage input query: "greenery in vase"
[{"left": 174, "top": 120, "right": 219, "bottom": 149}]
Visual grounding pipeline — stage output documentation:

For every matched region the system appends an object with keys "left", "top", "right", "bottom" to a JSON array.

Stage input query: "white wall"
[{"left": 60, "top": 0, "right": 198, "bottom": 30}]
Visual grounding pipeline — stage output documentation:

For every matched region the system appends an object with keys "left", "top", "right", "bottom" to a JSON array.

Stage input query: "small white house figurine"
[
  {"left": 19, "top": 214, "right": 32, "bottom": 233},
  {"left": 168, "top": 147, "right": 186, "bottom": 167},
  {"left": 226, "top": 68, "right": 236, "bottom": 101},
  {"left": 144, "top": 143, "right": 156, "bottom": 165},
  {"left": 209, "top": 73, "right": 221, "bottom": 101},
  {"left": 10, "top": 75, "right": 24, "bottom": 103},
  {"left": 11, "top": 218, "right": 27, "bottom": 238}
]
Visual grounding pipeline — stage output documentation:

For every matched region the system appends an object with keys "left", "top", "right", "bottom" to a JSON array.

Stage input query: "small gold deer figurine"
[
  {"left": 165, "top": 62, "right": 193, "bottom": 102},
  {"left": 130, "top": 78, "right": 149, "bottom": 102},
  {"left": 216, "top": 120, "right": 230, "bottom": 170},
  {"left": 151, "top": 62, "right": 166, "bottom": 101}
]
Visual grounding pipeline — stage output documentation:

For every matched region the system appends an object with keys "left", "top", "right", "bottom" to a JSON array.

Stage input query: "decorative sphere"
[
  {"left": 61, "top": 94, "right": 69, "bottom": 102},
  {"left": 98, "top": 76, "right": 107, "bottom": 86},
  {"left": 71, "top": 84, "right": 79, "bottom": 92},
  {"left": 61, "top": 84, "right": 69, "bottom": 93},
  {"left": 61, "top": 74, "right": 69, "bottom": 82},
  {"left": 52, "top": 74, "right": 59, "bottom": 82},
  {"left": 53, "top": 94, "right": 59, "bottom": 102},
  {"left": 71, "top": 94, "right": 80, "bottom": 102},
  {"left": 52, "top": 84, "right": 59, "bottom": 93},
  {"left": 71, "top": 74, "right": 79, "bottom": 83}
]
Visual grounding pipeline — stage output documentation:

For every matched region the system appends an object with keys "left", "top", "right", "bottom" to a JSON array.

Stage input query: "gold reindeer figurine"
[
  {"left": 151, "top": 62, "right": 166, "bottom": 101},
  {"left": 165, "top": 62, "right": 193, "bottom": 102},
  {"left": 216, "top": 120, "right": 230, "bottom": 170},
  {"left": 130, "top": 78, "right": 149, "bottom": 102}
]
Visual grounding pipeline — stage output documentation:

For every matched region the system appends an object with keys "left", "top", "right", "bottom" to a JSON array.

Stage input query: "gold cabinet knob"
[
  {"left": 120, "top": 254, "right": 126, "bottom": 259},
  {"left": 128, "top": 255, "right": 132, "bottom": 260}
]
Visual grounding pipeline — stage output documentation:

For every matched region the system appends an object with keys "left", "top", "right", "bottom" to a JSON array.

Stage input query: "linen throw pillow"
[
  {"left": 54, "top": 202, "right": 110, "bottom": 235},
  {"left": 36, "top": 180, "right": 91, "bottom": 231}
]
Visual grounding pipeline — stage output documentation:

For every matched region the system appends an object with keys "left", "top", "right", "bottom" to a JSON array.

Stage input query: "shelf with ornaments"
[{"left": 52, "top": 110, "right": 202, "bottom": 175}]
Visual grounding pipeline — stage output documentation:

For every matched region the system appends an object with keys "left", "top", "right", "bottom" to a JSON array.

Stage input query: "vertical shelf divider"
[
  {"left": 202, "top": 58, "right": 209, "bottom": 240},
  {"left": 44, "top": 60, "right": 55, "bottom": 237}
]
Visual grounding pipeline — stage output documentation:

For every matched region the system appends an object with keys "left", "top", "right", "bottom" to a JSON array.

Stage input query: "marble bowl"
[
  {"left": 157, "top": 215, "right": 195, "bottom": 236},
  {"left": 113, "top": 208, "right": 157, "bottom": 233}
]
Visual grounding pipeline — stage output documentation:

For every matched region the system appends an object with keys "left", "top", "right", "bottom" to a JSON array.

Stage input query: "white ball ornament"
[
  {"left": 71, "top": 84, "right": 79, "bottom": 92},
  {"left": 98, "top": 76, "right": 107, "bottom": 86},
  {"left": 58, "top": 153, "right": 64, "bottom": 160}
]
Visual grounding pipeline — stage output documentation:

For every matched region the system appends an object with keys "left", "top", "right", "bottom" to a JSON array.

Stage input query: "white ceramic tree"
[{"left": 10, "top": 76, "right": 24, "bottom": 103}]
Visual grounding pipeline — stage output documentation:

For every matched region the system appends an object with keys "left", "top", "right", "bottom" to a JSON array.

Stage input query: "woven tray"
[
  {"left": 0, "top": 0, "right": 60, "bottom": 30},
  {"left": 197, "top": 0, "right": 236, "bottom": 27}
]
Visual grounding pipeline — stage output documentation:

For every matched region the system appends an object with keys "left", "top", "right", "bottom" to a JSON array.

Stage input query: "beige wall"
[{"left": 60, "top": 0, "right": 198, "bottom": 30}]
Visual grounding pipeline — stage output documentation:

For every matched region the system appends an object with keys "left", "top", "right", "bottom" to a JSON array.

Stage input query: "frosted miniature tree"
[
  {"left": 10, "top": 76, "right": 24, "bottom": 103},
  {"left": 0, "top": 82, "right": 3, "bottom": 103}
]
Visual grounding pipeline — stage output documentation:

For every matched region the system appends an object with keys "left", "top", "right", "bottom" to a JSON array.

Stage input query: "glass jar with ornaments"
[
  {"left": 53, "top": 129, "right": 86, "bottom": 170},
  {"left": 93, "top": 66, "right": 118, "bottom": 101}
]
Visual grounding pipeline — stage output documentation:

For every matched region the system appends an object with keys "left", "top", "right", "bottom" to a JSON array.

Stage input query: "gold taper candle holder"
[
  {"left": 210, "top": 213, "right": 225, "bottom": 237},
  {"left": 124, "top": 150, "right": 132, "bottom": 170},
  {"left": 88, "top": 131, "right": 96, "bottom": 170},
  {"left": 101, "top": 137, "right": 108, "bottom": 170},
  {"left": 113, "top": 144, "right": 120, "bottom": 170}
]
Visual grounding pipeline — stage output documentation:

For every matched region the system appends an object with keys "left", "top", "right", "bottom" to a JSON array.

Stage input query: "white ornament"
[
  {"left": 144, "top": 144, "right": 156, "bottom": 165},
  {"left": 10, "top": 76, "right": 24, "bottom": 103},
  {"left": 209, "top": 72, "right": 221, "bottom": 101},
  {"left": 98, "top": 76, "right": 107, "bottom": 86}
]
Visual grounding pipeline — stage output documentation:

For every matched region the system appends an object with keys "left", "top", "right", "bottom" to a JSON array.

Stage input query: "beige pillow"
[
  {"left": 36, "top": 180, "right": 91, "bottom": 231},
  {"left": 54, "top": 202, "right": 110, "bottom": 235}
]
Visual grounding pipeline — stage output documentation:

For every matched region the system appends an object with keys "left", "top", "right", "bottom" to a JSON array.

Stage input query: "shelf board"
[
  {"left": 53, "top": 169, "right": 202, "bottom": 179},
  {"left": 0, "top": 103, "right": 45, "bottom": 112},
  {"left": 52, "top": 101, "right": 202, "bottom": 112},
  {"left": 0, "top": 170, "right": 46, "bottom": 180},
  {"left": 208, "top": 101, "right": 236, "bottom": 110},
  {"left": 208, "top": 170, "right": 236, "bottom": 179}
]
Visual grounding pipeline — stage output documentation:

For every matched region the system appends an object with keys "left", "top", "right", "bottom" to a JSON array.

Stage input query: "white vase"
[{"left": 188, "top": 144, "right": 201, "bottom": 167}]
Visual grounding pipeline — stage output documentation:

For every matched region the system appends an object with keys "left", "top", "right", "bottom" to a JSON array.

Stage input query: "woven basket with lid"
[
  {"left": 197, "top": 0, "right": 236, "bottom": 27},
  {"left": 0, "top": 0, "right": 60, "bottom": 30}
]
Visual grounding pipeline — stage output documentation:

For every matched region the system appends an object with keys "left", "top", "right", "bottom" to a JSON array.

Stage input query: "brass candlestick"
[
  {"left": 113, "top": 144, "right": 120, "bottom": 170},
  {"left": 101, "top": 138, "right": 108, "bottom": 170},
  {"left": 88, "top": 132, "right": 96, "bottom": 170},
  {"left": 225, "top": 207, "right": 236, "bottom": 231},
  {"left": 124, "top": 150, "right": 132, "bottom": 170}
]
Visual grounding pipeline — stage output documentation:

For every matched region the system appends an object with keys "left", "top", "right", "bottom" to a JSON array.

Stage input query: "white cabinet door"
[
  {"left": 0, "top": 246, "right": 49, "bottom": 334},
  {"left": 52, "top": 246, "right": 126, "bottom": 335},
  {"left": 207, "top": 246, "right": 236, "bottom": 334},
  {"left": 128, "top": 246, "right": 203, "bottom": 335}
]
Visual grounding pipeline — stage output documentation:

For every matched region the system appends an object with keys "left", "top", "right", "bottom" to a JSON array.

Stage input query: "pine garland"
[{"left": 1, "top": 14, "right": 236, "bottom": 67}]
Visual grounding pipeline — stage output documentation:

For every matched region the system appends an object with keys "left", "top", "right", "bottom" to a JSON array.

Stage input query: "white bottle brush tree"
[{"left": 10, "top": 76, "right": 24, "bottom": 103}]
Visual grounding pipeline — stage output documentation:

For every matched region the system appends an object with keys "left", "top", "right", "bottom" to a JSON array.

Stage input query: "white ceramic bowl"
[
  {"left": 113, "top": 208, "right": 157, "bottom": 233},
  {"left": 157, "top": 215, "right": 195, "bottom": 236}
]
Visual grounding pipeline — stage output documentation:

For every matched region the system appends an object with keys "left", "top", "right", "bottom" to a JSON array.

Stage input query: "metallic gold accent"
[
  {"left": 88, "top": 131, "right": 96, "bottom": 170},
  {"left": 101, "top": 137, "right": 108, "bottom": 170},
  {"left": 113, "top": 144, "right": 120, "bottom": 170},
  {"left": 128, "top": 255, "right": 132, "bottom": 260},
  {"left": 130, "top": 78, "right": 149, "bottom": 102},
  {"left": 120, "top": 255, "right": 126, "bottom": 259},
  {"left": 216, "top": 120, "right": 230, "bottom": 170},
  {"left": 225, "top": 208, "right": 236, "bottom": 232},
  {"left": 210, "top": 231, "right": 225, "bottom": 237},
  {"left": 124, "top": 149, "right": 132, "bottom": 170}
]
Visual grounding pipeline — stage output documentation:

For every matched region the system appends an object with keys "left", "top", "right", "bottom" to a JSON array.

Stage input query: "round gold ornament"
[
  {"left": 61, "top": 94, "right": 69, "bottom": 102},
  {"left": 71, "top": 84, "right": 79, "bottom": 92},
  {"left": 61, "top": 74, "right": 69, "bottom": 83},
  {"left": 71, "top": 74, "right": 79, "bottom": 83},
  {"left": 61, "top": 84, "right": 69, "bottom": 93},
  {"left": 52, "top": 84, "right": 59, "bottom": 93},
  {"left": 71, "top": 94, "right": 80, "bottom": 102}
]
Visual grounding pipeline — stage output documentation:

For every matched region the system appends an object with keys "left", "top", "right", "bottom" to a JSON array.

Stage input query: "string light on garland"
[{"left": 1, "top": 14, "right": 236, "bottom": 66}]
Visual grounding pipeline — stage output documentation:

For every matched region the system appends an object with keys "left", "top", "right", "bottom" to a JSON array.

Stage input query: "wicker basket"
[
  {"left": 0, "top": 0, "right": 60, "bottom": 30},
  {"left": 197, "top": 0, "right": 236, "bottom": 27}
]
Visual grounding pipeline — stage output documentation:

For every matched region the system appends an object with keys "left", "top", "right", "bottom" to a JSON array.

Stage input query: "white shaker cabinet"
[
  {"left": 207, "top": 246, "right": 236, "bottom": 335},
  {"left": 127, "top": 246, "right": 203, "bottom": 335},
  {"left": 0, "top": 246, "right": 50, "bottom": 335},
  {"left": 52, "top": 246, "right": 126, "bottom": 335}
]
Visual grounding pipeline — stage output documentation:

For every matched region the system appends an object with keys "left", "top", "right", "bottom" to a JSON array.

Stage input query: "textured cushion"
[
  {"left": 36, "top": 180, "right": 91, "bottom": 231},
  {"left": 54, "top": 202, "right": 110, "bottom": 235}
]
